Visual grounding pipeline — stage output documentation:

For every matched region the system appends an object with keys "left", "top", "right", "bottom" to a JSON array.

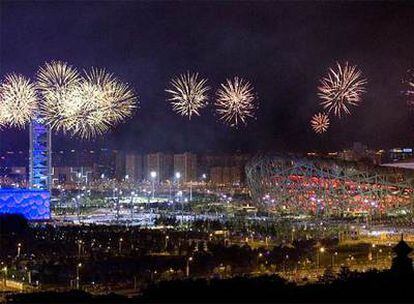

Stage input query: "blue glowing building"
[
  {"left": 0, "top": 189, "right": 50, "bottom": 220},
  {"left": 29, "top": 119, "right": 52, "bottom": 191},
  {"left": 0, "top": 119, "right": 52, "bottom": 220}
]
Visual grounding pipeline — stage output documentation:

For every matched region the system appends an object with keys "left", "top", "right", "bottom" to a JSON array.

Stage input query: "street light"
[
  {"left": 77, "top": 240, "right": 83, "bottom": 258},
  {"left": 119, "top": 237, "right": 123, "bottom": 255},
  {"left": 331, "top": 251, "right": 338, "bottom": 267},
  {"left": 186, "top": 256, "right": 193, "bottom": 277},
  {"left": 317, "top": 247, "right": 325, "bottom": 268},
  {"left": 76, "top": 263, "right": 82, "bottom": 289},
  {"left": 150, "top": 171, "right": 157, "bottom": 200},
  {"left": 17, "top": 243, "right": 22, "bottom": 258},
  {"left": 2, "top": 266, "right": 7, "bottom": 287},
  {"left": 377, "top": 248, "right": 383, "bottom": 265},
  {"left": 164, "top": 235, "right": 169, "bottom": 251}
]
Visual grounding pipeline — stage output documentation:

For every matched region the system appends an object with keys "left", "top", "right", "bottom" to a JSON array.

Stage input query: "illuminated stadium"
[{"left": 245, "top": 155, "right": 414, "bottom": 218}]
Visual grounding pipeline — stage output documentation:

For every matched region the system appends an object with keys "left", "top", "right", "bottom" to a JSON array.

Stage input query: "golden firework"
[
  {"left": 318, "top": 62, "right": 367, "bottom": 117},
  {"left": 310, "top": 112, "right": 330, "bottom": 134},
  {"left": 37, "top": 62, "right": 137, "bottom": 139},
  {"left": 66, "top": 68, "right": 137, "bottom": 139},
  {"left": 215, "top": 76, "right": 256, "bottom": 127},
  {"left": 166, "top": 72, "right": 210, "bottom": 119},
  {"left": 0, "top": 74, "right": 38, "bottom": 128}
]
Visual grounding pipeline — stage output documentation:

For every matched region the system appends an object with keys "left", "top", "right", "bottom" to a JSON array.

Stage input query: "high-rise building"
[
  {"left": 125, "top": 153, "right": 143, "bottom": 181},
  {"left": 210, "top": 167, "right": 223, "bottom": 185},
  {"left": 114, "top": 150, "right": 126, "bottom": 180},
  {"left": 144, "top": 152, "right": 174, "bottom": 181},
  {"left": 174, "top": 152, "right": 197, "bottom": 183}
]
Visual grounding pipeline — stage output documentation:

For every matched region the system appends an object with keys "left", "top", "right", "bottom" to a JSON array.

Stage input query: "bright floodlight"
[
  {"left": 150, "top": 171, "right": 157, "bottom": 179},
  {"left": 175, "top": 172, "right": 181, "bottom": 179}
]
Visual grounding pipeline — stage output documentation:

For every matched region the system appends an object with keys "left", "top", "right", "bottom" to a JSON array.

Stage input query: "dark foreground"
[{"left": 5, "top": 269, "right": 414, "bottom": 303}]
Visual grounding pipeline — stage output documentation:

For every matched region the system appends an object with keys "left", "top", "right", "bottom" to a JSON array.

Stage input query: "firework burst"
[
  {"left": 37, "top": 61, "right": 82, "bottom": 132},
  {"left": 215, "top": 76, "right": 257, "bottom": 127},
  {"left": 310, "top": 112, "right": 330, "bottom": 134},
  {"left": 318, "top": 62, "right": 367, "bottom": 117},
  {"left": 166, "top": 72, "right": 210, "bottom": 119},
  {"left": 66, "top": 68, "right": 137, "bottom": 139},
  {"left": 0, "top": 74, "right": 38, "bottom": 128},
  {"left": 37, "top": 62, "right": 137, "bottom": 139}
]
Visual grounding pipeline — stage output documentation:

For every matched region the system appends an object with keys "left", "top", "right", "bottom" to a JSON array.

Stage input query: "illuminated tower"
[{"left": 29, "top": 119, "right": 52, "bottom": 191}]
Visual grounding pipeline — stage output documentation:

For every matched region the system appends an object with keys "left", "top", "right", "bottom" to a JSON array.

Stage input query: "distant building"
[
  {"left": 388, "top": 148, "right": 414, "bottom": 162},
  {"left": 145, "top": 152, "right": 174, "bottom": 181},
  {"left": 114, "top": 150, "right": 126, "bottom": 180},
  {"left": 198, "top": 153, "right": 250, "bottom": 185},
  {"left": 174, "top": 152, "right": 197, "bottom": 183},
  {"left": 210, "top": 167, "right": 223, "bottom": 185},
  {"left": 52, "top": 166, "right": 93, "bottom": 185},
  {"left": 125, "top": 153, "right": 143, "bottom": 181},
  {"left": 210, "top": 166, "right": 243, "bottom": 185}
]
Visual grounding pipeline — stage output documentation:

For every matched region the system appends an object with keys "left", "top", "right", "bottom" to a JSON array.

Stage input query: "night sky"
[{"left": 1, "top": 1, "right": 414, "bottom": 153}]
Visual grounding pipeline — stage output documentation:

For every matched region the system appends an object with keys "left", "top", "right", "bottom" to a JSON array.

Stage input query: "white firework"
[
  {"left": 215, "top": 76, "right": 257, "bottom": 127},
  {"left": 0, "top": 74, "right": 38, "bottom": 128},
  {"left": 166, "top": 72, "right": 210, "bottom": 119},
  {"left": 318, "top": 62, "right": 367, "bottom": 117}
]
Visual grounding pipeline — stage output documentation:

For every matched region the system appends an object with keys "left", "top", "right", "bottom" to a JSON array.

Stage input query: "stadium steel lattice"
[{"left": 245, "top": 155, "right": 414, "bottom": 218}]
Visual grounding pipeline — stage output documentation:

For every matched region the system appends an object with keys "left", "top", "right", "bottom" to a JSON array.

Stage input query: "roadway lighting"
[
  {"left": 165, "top": 235, "right": 169, "bottom": 250},
  {"left": 175, "top": 172, "right": 181, "bottom": 179},
  {"left": 332, "top": 252, "right": 338, "bottom": 267},
  {"left": 150, "top": 171, "right": 157, "bottom": 200},
  {"left": 76, "top": 263, "right": 82, "bottom": 289},
  {"left": 119, "top": 238, "right": 123, "bottom": 255},
  {"left": 78, "top": 240, "right": 83, "bottom": 258},
  {"left": 17, "top": 243, "right": 22, "bottom": 257},
  {"left": 186, "top": 256, "right": 193, "bottom": 277},
  {"left": 317, "top": 247, "right": 325, "bottom": 268}
]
